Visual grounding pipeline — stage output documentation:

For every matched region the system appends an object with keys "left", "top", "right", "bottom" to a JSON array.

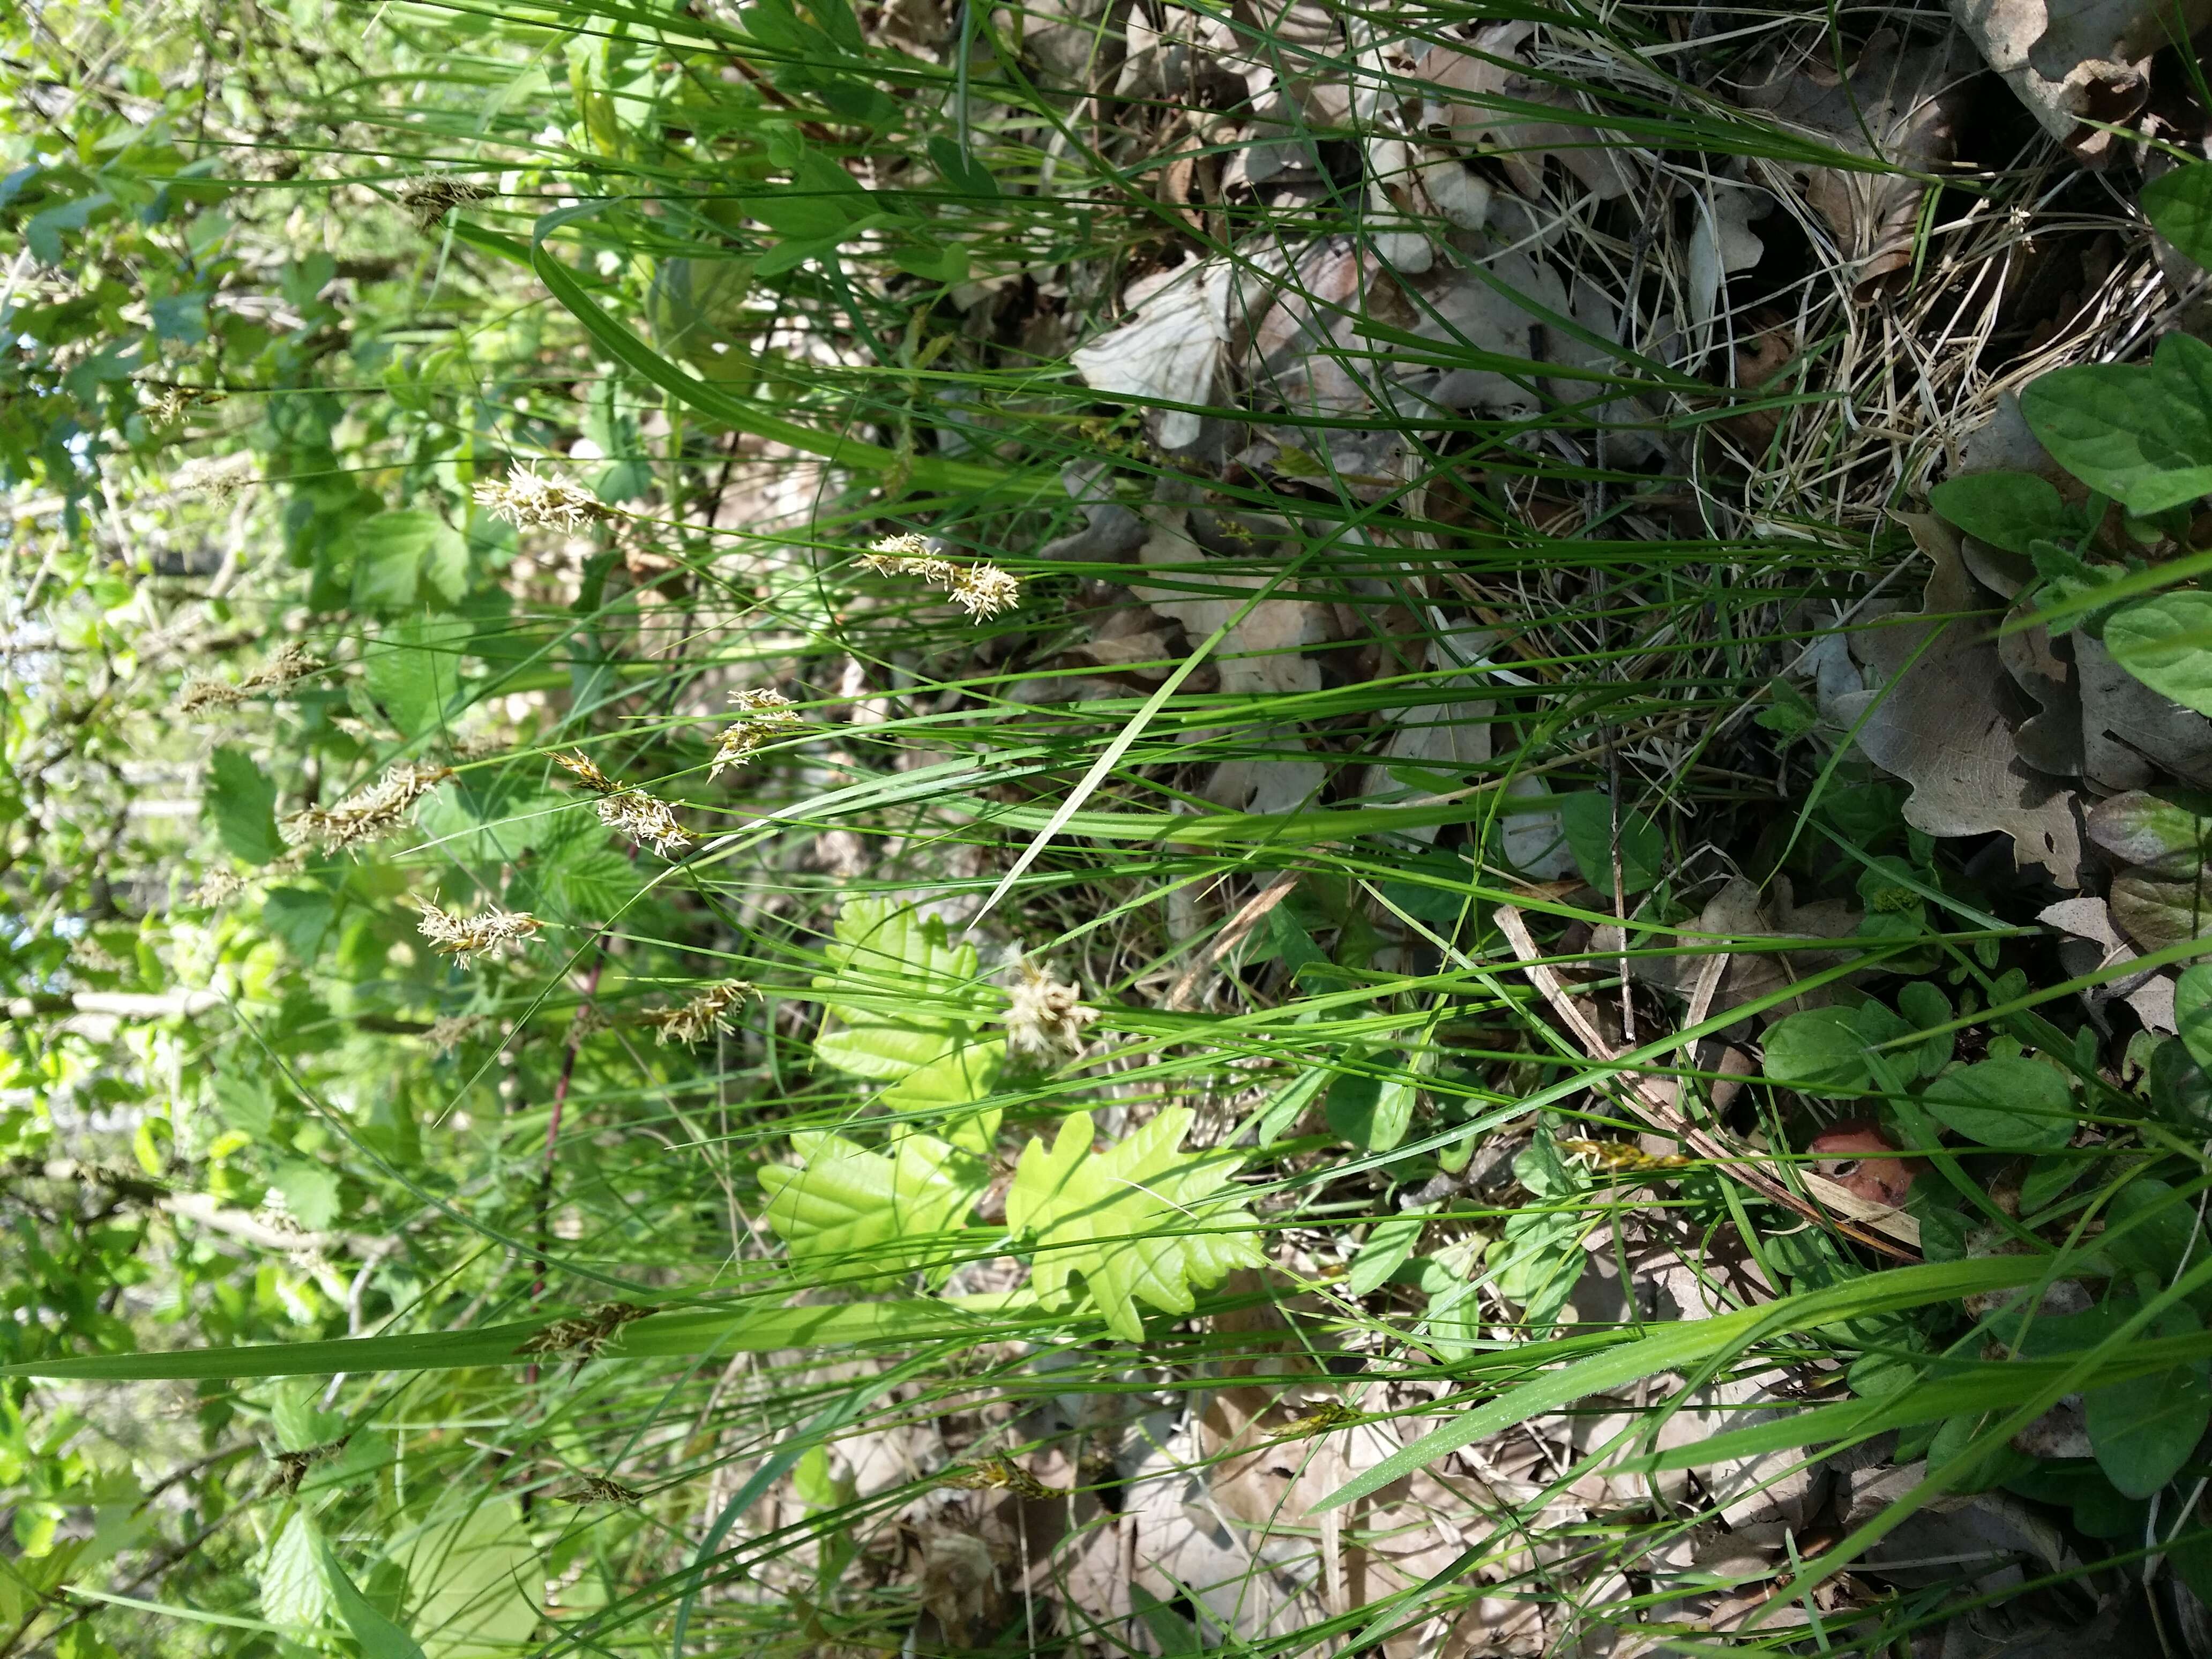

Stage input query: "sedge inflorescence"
[
  {"left": 860, "top": 534, "right": 1023, "bottom": 622},
  {"left": 1005, "top": 957, "right": 1098, "bottom": 1058},
  {"left": 180, "top": 641, "right": 326, "bottom": 714},
  {"left": 554, "top": 749, "right": 696, "bottom": 859},
  {"left": 709, "top": 687, "right": 802, "bottom": 780},
  {"left": 641, "top": 978, "right": 756, "bottom": 1047},
  {"left": 473, "top": 464, "right": 618, "bottom": 534},
  {"left": 283, "top": 761, "right": 452, "bottom": 853},
  {"left": 415, "top": 895, "right": 541, "bottom": 967}
]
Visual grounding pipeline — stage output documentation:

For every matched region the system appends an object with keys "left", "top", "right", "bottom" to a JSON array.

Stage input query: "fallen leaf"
[
  {"left": 1828, "top": 514, "right": 2084, "bottom": 887},
  {"left": 1416, "top": 23, "right": 1637, "bottom": 202},
  {"left": 1740, "top": 29, "right": 1975, "bottom": 296},
  {"left": 1951, "top": 0, "right": 2212, "bottom": 163},
  {"left": 1071, "top": 259, "right": 1237, "bottom": 451}
]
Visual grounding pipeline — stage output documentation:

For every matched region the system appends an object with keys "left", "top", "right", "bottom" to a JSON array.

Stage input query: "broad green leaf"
[
  {"left": 1006, "top": 1108, "right": 1265, "bottom": 1341},
  {"left": 348, "top": 511, "right": 460, "bottom": 611},
  {"left": 1325, "top": 1059, "right": 1414, "bottom": 1152},
  {"left": 2146, "top": 162, "right": 2212, "bottom": 271},
  {"left": 2021, "top": 333, "right": 2212, "bottom": 516},
  {"left": 2110, "top": 863, "right": 2212, "bottom": 951},
  {"left": 271, "top": 1378, "right": 346, "bottom": 1451},
  {"left": 1488, "top": 1206, "right": 1586, "bottom": 1330},
  {"left": 759, "top": 1132, "right": 986, "bottom": 1287},
  {"left": 261, "top": 886, "right": 334, "bottom": 960},
  {"left": 362, "top": 615, "right": 467, "bottom": 741},
  {"left": 2179, "top": 963, "right": 2212, "bottom": 1073},
  {"left": 2086, "top": 1309, "right": 2211, "bottom": 1498},
  {"left": 1895, "top": 981, "right": 1956, "bottom": 1078},
  {"left": 270, "top": 1161, "right": 340, "bottom": 1231},
  {"left": 396, "top": 1499, "right": 540, "bottom": 1659},
  {"left": 415, "top": 779, "right": 565, "bottom": 865},
  {"left": 1557, "top": 792, "right": 1664, "bottom": 894},
  {"left": 2105, "top": 591, "right": 2212, "bottom": 716},
  {"left": 262, "top": 1511, "right": 329, "bottom": 1630},
  {"left": 1760, "top": 1006, "right": 1873, "bottom": 1095},
  {"left": 2103, "top": 1177, "right": 2203, "bottom": 1285},
  {"left": 208, "top": 744, "right": 283, "bottom": 865},
  {"left": 1347, "top": 1209, "right": 1428, "bottom": 1297},
  {"left": 319, "top": 1540, "right": 426, "bottom": 1659},
  {"left": 1920, "top": 1057, "right": 2075, "bottom": 1149},
  {"left": 1927, "top": 471, "right": 2072, "bottom": 554}
]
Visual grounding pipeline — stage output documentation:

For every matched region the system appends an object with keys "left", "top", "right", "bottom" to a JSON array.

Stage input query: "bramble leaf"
[{"left": 1006, "top": 1107, "right": 1265, "bottom": 1341}]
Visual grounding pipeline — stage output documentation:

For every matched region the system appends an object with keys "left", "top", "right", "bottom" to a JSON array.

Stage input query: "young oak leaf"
[
  {"left": 759, "top": 1131, "right": 987, "bottom": 1288},
  {"left": 1005, "top": 1108, "right": 1265, "bottom": 1341},
  {"left": 811, "top": 899, "right": 1003, "bottom": 1152}
]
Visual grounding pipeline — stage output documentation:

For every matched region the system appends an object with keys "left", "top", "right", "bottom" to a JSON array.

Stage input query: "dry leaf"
[
  {"left": 1951, "top": 0, "right": 2212, "bottom": 162},
  {"left": 1071, "top": 259, "right": 1236, "bottom": 450},
  {"left": 1416, "top": 23, "right": 1637, "bottom": 202},
  {"left": 1740, "top": 29, "right": 1974, "bottom": 296},
  {"left": 1828, "top": 514, "right": 2084, "bottom": 887}
]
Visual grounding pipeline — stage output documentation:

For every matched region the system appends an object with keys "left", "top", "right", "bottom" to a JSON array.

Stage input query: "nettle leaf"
[
  {"left": 1920, "top": 1057, "right": 2075, "bottom": 1149},
  {"left": 1006, "top": 1107, "right": 1265, "bottom": 1341},
  {"left": 2104, "top": 591, "right": 2212, "bottom": 716},
  {"left": 1928, "top": 471, "right": 2074, "bottom": 555},
  {"left": 2021, "top": 333, "right": 2212, "bottom": 517},
  {"left": 208, "top": 744, "right": 283, "bottom": 865},
  {"left": 2146, "top": 161, "right": 2212, "bottom": 272},
  {"left": 759, "top": 1131, "right": 986, "bottom": 1287}
]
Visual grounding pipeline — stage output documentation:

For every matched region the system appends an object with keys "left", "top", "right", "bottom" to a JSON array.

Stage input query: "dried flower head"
[
  {"left": 641, "top": 979, "right": 754, "bottom": 1046},
  {"left": 143, "top": 385, "right": 226, "bottom": 427},
  {"left": 416, "top": 895, "right": 542, "bottom": 967},
  {"left": 191, "top": 868, "right": 248, "bottom": 908},
  {"left": 569, "top": 1002, "right": 607, "bottom": 1042},
  {"left": 597, "top": 790, "right": 693, "bottom": 859},
  {"left": 554, "top": 750, "right": 621, "bottom": 795},
  {"left": 282, "top": 762, "right": 453, "bottom": 853},
  {"left": 474, "top": 465, "right": 610, "bottom": 533},
  {"left": 71, "top": 936, "right": 128, "bottom": 976},
  {"left": 1005, "top": 958, "right": 1097, "bottom": 1058},
  {"left": 513, "top": 1301, "right": 654, "bottom": 1358},
  {"left": 858, "top": 536, "right": 1021, "bottom": 623},
  {"left": 708, "top": 687, "right": 802, "bottom": 780},
  {"left": 398, "top": 175, "right": 495, "bottom": 231},
  {"left": 425, "top": 1013, "right": 491, "bottom": 1054}
]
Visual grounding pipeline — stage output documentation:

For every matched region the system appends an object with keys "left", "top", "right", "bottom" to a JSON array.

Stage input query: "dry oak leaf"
[
  {"left": 1070, "top": 259, "right": 1236, "bottom": 451},
  {"left": 1828, "top": 513, "right": 2084, "bottom": 887},
  {"left": 1740, "top": 28, "right": 1975, "bottom": 296},
  {"left": 1951, "top": 0, "right": 2212, "bottom": 162},
  {"left": 1415, "top": 21, "right": 1637, "bottom": 202}
]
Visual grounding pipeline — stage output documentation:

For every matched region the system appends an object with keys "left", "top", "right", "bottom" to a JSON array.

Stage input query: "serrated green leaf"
[
  {"left": 395, "top": 1499, "right": 540, "bottom": 1659},
  {"left": 262, "top": 1511, "right": 328, "bottom": 1630},
  {"left": 208, "top": 745, "right": 284, "bottom": 865},
  {"left": 362, "top": 615, "right": 468, "bottom": 740},
  {"left": 2104, "top": 590, "right": 2212, "bottom": 716},
  {"left": 2021, "top": 334, "right": 2212, "bottom": 517},
  {"left": 319, "top": 1540, "right": 425, "bottom": 1659},
  {"left": 416, "top": 779, "right": 566, "bottom": 866},
  {"left": 759, "top": 1131, "right": 986, "bottom": 1287},
  {"left": 811, "top": 901, "right": 1000, "bottom": 1135},
  {"left": 1006, "top": 1108, "right": 1264, "bottom": 1341}
]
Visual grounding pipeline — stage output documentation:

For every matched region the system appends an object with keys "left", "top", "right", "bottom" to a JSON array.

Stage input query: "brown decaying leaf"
[
  {"left": 1739, "top": 29, "right": 1975, "bottom": 297},
  {"left": 1949, "top": 0, "right": 2212, "bottom": 163},
  {"left": 1828, "top": 514, "right": 2084, "bottom": 888},
  {"left": 1415, "top": 22, "right": 1637, "bottom": 203}
]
